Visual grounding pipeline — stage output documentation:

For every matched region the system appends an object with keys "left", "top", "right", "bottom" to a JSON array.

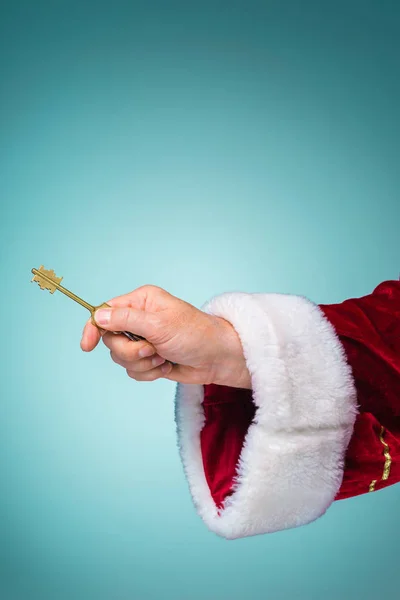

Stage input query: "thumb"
[{"left": 94, "top": 306, "right": 156, "bottom": 339}]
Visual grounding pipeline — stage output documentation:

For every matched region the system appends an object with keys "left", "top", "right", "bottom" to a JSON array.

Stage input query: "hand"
[{"left": 80, "top": 285, "right": 251, "bottom": 388}]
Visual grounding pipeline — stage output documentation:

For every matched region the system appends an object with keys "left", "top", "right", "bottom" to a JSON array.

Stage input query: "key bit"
[{"left": 31, "top": 266, "right": 145, "bottom": 342}]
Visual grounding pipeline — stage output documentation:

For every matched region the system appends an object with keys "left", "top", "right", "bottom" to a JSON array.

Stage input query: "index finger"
[
  {"left": 79, "top": 294, "right": 133, "bottom": 352},
  {"left": 80, "top": 317, "right": 102, "bottom": 352}
]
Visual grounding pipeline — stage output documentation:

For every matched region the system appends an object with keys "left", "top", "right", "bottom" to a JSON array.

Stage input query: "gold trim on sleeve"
[
  {"left": 368, "top": 426, "right": 392, "bottom": 493},
  {"left": 380, "top": 427, "right": 392, "bottom": 481}
]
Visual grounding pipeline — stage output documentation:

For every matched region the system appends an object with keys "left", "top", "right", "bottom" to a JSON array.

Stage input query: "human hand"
[{"left": 80, "top": 285, "right": 251, "bottom": 388}]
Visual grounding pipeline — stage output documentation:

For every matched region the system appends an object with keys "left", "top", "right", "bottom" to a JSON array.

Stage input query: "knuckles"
[
  {"left": 116, "top": 344, "right": 135, "bottom": 363},
  {"left": 103, "top": 333, "right": 139, "bottom": 363},
  {"left": 112, "top": 307, "right": 131, "bottom": 330},
  {"left": 110, "top": 346, "right": 137, "bottom": 364},
  {"left": 137, "top": 284, "right": 164, "bottom": 293}
]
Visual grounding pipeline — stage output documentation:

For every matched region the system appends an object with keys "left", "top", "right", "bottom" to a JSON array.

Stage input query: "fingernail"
[
  {"left": 161, "top": 362, "right": 172, "bottom": 373},
  {"left": 95, "top": 309, "right": 111, "bottom": 325},
  {"left": 139, "top": 345, "right": 155, "bottom": 358}
]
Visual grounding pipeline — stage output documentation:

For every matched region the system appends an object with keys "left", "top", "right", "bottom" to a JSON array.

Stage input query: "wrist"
[{"left": 210, "top": 316, "right": 252, "bottom": 389}]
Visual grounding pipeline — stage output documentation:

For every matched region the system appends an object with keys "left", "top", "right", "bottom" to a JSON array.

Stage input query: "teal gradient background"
[{"left": 1, "top": 1, "right": 399, "bottom": 598}]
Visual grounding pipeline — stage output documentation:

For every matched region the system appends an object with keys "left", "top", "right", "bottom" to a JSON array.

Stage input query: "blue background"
[{"left": 1, "top": 1, "right": 399, "bottom": 598}]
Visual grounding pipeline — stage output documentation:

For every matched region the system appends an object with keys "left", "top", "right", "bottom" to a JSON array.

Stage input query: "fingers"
[
  {"left": 93, "top": 306, "right": 158, "bottom": 340},
  {"left": 103, "top": 331, "right": 172, "bottom": 380},
  {"left": 160, "top": 364, "right": 203, "bottom": 385},
  {"left": 80, "top": 284, "right": 176, "bottom": 352},
  {"left": 109, "top": 349, "right": 165, "bottom": 371},
  {"left": 80, "top": 291, "right": 154, "bottom": 353},
  {"left": 83, "top": 321, "right": 175, "bottom": 381},
  {"left": 126, "top": 361, "right": 173, "bottom": 382},
  {"left": 102, "top": 332, "right": 156, "bottom": 362},
  {"left": 113, "top": 352, "right": 166, "bottom": 372},
  {"left": 80, "top": 318, "right": 102, "bottom": 352}
]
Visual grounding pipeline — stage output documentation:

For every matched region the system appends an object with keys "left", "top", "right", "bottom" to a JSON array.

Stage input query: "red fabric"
[
  {"left": 200, "top": 280, "right": 400, "bottom": 510},
  {"left": 201, "top": 385, "right": 255, "bottom": 509},
  {"left": 320, "top": 280, "right": 400, "bottom": 499}
]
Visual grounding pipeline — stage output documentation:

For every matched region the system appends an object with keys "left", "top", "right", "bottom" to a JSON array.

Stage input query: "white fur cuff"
[{"left": 174, "top": 292, "right": 358, "bottom": 539}]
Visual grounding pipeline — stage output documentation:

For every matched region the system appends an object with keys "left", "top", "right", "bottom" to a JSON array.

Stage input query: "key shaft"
[
  {"left": 31, "top": 268, "right": 94, "bottom": 311},
  {"left": 31, "top": 267, "right": 147, "bottom": 344}
]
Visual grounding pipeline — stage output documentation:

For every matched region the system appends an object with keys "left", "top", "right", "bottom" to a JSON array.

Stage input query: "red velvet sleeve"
[
  {"left": 200, "top": 280, "right": 400, "bottom": 510},
  {"left": 319, "top": 280, "right": 400, "bottom": 499},
  {"left": 175, "top": 280, "right": 400, "bottom": 538}
]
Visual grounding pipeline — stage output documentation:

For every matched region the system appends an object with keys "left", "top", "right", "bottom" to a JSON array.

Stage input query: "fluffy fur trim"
[{"left": 174, "top": 292, "right": 358, "bottom": 539}]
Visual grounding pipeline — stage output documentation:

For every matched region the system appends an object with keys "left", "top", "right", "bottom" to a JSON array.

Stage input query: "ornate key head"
[
  {"left": 30, "top": 266, "right": 148, "bottom": 345},
  {"left": 31, "top": 266, "right": 63, "bottom": 293}
]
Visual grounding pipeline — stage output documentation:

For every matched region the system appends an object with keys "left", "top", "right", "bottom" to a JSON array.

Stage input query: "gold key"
[{"left": 31, "top": 265, "right": 145, "bottom": 342}]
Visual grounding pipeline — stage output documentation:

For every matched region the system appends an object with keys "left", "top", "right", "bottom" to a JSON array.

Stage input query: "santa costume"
[{"left": 174, "top": 279, "right": 400, "bottom": 539}]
